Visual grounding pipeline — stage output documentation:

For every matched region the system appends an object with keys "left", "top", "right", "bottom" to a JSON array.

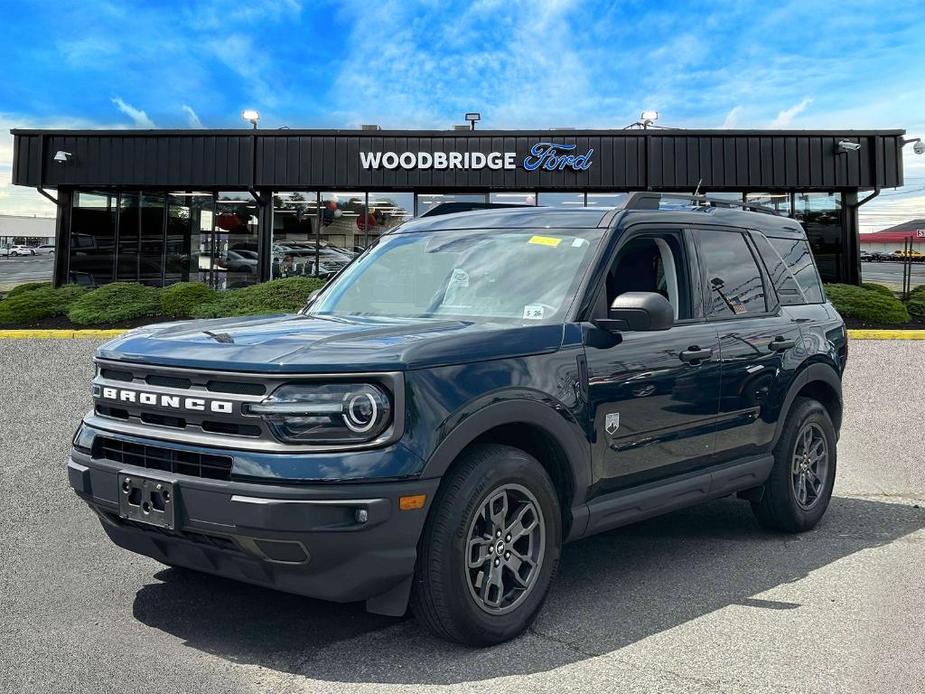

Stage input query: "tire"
[
  {"left": 411, "top": 444, "right": 562, "bottom": 646},
  {"left": 752, "top": 397, "right": 837, "bottom": 533},
  {"left": 10, "top": 251, "right": 18, "bottom": 257}
]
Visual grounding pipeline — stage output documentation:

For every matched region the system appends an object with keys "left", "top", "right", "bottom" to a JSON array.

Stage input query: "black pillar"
[
  {"left": 52, "top": 189, "right": 72, "bottom": 288},
  {"left": 256, "top": 189, "right": 274, "bottom": 282},
  {"left": 842, "top": 191, "right": 861, "bottom": 285}
]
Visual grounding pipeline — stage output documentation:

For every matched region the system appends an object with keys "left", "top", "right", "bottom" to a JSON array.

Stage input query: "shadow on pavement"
[{"left": 132, "top": 495, "right": 924, "bottom": 685}]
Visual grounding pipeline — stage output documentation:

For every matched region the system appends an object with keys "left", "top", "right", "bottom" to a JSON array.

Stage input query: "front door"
[{"left": 583, "top": 228, "right": 722, "bottom": 494}]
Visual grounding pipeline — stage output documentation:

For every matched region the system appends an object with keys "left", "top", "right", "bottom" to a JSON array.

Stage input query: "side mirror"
[{"left": 595, "top": 291, "right": 674, "bottom": 333}]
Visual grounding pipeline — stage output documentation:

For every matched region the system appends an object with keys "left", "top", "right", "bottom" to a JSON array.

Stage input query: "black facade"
[{"left": 10, "top": 127, "right": 908, "bottom": 288}]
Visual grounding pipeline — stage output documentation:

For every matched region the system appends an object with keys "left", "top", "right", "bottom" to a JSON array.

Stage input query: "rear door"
[{"left": 692, "top": 225, "right": 804, "bottom": 462}]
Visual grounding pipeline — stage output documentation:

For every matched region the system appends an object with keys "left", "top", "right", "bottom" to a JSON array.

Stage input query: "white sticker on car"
[{"left": 523, "top": 305, "right": 545, "bottom": 320}]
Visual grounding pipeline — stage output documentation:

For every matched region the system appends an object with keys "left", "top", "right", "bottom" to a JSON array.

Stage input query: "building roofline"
[{"left": 9, "top": 127, "right": 908, "bottom": 137}]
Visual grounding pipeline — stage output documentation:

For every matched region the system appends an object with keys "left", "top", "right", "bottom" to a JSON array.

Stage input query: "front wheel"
[
  {"left": 412, "top": 444, "right": 561, "bottom": 646},
  {"left": 752, "top": 397, "right": 837, "bottom": 532}
]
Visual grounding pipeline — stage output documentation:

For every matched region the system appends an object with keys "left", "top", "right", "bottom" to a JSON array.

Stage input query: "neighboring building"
[
  {"left": 0, "top": 214, "right": 56, "bottom": 246},
  {"left": 9, "top": 127, "right": 909, "bottom": 288},
  {"left": 860, "top": 219, "right": 925, "bottom": 254}
]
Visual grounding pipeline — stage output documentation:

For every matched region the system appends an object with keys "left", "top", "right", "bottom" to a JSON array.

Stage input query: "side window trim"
[
  {"left": 582, "top": 223, "right": 702, "bottom": 322},
  {"left": 689, "top": 224, "right": 776, "bottom": 322},
  {"left": 748, "top": 229, "right": 808, "bottom": 305}
]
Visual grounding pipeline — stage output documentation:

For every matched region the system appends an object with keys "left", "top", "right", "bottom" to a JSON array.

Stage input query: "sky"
[{"left": 1, "top": 0, "right": 924, "bottom": 231}]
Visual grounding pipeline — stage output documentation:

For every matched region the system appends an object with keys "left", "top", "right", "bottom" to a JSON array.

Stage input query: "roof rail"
[{"left": 623, "top": 192, "right": 782, "bottom": 216}]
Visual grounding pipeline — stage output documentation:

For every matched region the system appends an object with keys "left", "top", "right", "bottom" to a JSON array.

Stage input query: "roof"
[
  {"left": 861, "top": 219, "right": 925, "bottom": 243},
  {"left": 394, "top": 207, "right": 611, "bottom": 232}
]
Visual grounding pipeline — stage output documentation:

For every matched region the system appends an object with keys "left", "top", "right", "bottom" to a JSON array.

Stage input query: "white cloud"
[
  {"left": 111, "top": 97, "right": 156, "bottom": 128},
  {"left": 182, "top": 105, "right": 203, "bottom": 128},
  {"left": 721, "top": 106, "right": 743, "bottom": 129},
  {"left": 770, "top": 97, "right": 812, "bottom": 128}
]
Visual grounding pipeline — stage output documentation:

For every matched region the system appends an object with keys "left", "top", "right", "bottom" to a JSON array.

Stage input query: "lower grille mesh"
[{"left": 94, "top": 436, "right": 233, "bottom": 481}]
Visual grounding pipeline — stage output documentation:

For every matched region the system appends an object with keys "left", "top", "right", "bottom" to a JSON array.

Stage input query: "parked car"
[
  {"left": 70, "top": 193, "right": 846, "bottom": 646},
  {"left": 1, "top": 245, "right": 37, "bottom": 256},
  {"left": 34, "top": 244, "right": 56, "bottom": 255}
]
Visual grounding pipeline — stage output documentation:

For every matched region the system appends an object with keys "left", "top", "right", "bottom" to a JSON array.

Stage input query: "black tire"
[
  {"left": 411, "top": 444, "right": 561, "bottom": 646},
  {"left": 752, "top": 397, "right": 837, "bottom": 533}
]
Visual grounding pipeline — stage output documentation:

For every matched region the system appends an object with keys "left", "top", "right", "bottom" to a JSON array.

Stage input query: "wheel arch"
[
  {"left": 773, "top": 361, "right": 843, "bottom": 446},
  {"left": 421, "top": 400, "right": 591, "bottom": 542}
]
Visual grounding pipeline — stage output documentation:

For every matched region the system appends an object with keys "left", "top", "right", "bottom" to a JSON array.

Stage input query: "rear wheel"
[
  {"left": 752, "top": 397, "right": 837, "bottom": 532},
  {"left": 412, "top": 444, "right": 561, "bottom": 645}
]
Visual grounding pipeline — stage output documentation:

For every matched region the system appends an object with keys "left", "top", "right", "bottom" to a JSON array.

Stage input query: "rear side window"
[
  {"left": 768, "top": 236, "right": 824, "bottom": 303},
  {"left": 696, "top": 229, "right": 767, "bottom": 317}
]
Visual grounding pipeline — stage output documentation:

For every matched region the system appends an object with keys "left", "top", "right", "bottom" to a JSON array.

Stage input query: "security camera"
[
  {"left": 914, "top": 141, "right": 925, "bottom": 155},
  {"left": 53, "top": 151, "right": 72, "bottom": 164},
  {"left": 835, "top": 141, "right": 861, "bottom": 153}
]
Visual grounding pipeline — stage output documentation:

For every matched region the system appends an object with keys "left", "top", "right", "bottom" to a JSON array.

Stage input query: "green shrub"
[
  {"left": 160, "top": 282, "right": 217, "bottom": 318},
  {"left": 824, "top": 283, "right": 909, "bottom": 325},
  {"left": 191, "top": 277, "right": 325, "bottom": 319},
  {"left": 908, "top": 284, "right": 925, "bottom": 300},
  {"left": 0, "top": 284, "right": 87, "bottom": 325},
  {"left": 860, "top": 282, "right": 894, "bottom": 297},
  {"left": 906, "top": 297, "right": 925, "bottom": 320},
  {"left": 6, "top": 281, "right": 52, "bottom": 297},
  {"left": 68, "top": 283, "right": 163, "bottom": 325}
]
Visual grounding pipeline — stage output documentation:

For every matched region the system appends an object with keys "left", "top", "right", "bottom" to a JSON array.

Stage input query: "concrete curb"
[
  {"left": 0, "top": 329, "right": 127, "bottom": 339},
  {"left": 1, "top": 328, "right": 924, "bottom": 340}
]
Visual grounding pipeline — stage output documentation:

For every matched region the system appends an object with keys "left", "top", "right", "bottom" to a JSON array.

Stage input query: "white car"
[
  {"left": 34, "top": 244, "right": 56, "bottom": 255},
  {"left": 0, "top": 245, "right": 37, "bottom": 257}
]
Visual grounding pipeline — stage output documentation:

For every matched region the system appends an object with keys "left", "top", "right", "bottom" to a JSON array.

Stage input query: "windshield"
[{"left": 309, "top": 228, "right": 604, "bottom": 323}]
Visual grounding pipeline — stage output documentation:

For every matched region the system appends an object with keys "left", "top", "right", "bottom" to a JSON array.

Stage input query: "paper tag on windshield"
[
  {"left": 523, "top": 305, "right": 545, "bottom": 320},
  {"left": 450, "top": 268, "right": 469, "bottom": 287}
]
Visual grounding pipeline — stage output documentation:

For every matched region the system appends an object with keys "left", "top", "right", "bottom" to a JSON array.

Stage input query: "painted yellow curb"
[
  {"left": 847, "top": 329, "right": 925, "bottom": 340},
  {"left": 0, "top": 329, "right": 127, "bottom": 339}
]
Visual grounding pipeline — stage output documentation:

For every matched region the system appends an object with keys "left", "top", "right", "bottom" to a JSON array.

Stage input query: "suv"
[{"left": 68, "top": 193, "right": 846, "bottom": 646}]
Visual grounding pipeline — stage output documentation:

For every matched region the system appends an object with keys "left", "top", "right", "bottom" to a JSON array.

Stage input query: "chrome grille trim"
[{"left": 90, "top": 359, "right": 404, "bottom": 453}]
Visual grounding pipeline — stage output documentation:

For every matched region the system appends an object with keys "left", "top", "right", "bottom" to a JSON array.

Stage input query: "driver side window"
[{"left": 604, "top": 232, "right": 691, "bottom": 320}]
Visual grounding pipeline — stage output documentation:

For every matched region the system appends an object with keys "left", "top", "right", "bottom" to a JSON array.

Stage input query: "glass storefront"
[{"left": 65, "top": 187, "right": 851, "bottom": 289}]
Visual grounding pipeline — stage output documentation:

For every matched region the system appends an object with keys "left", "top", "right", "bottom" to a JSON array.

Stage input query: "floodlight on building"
[
  {"left": 465, "top": 112, "right": 481, "bottom": 130},
  {"left": 53, "top": 151, "right": 72, "bottom": 164},
  {"left": 902, "top": 137, "right": 924, "bottom": 155},
  {"left": 640, "top": 111, "right": 659, "bottom": 127},
  {"left": 241, "top": 109, "right": 261, "bottom": 129},
  {"left": 834, "top": 140, "right": 861, "bottom": 154}
]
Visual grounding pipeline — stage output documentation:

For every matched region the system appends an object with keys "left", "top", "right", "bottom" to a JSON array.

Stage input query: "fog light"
[{"left": 355, "top": 508, "right": 369, "bottom": 524}]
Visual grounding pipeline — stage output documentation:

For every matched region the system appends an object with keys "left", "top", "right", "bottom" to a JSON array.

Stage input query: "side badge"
[{"left": 605, "top": 412, "right": 620, "bottom": 436}]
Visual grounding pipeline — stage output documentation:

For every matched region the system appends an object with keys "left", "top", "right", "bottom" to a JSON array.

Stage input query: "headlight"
[{"left": 246, "top": 383, "right": 392, "bottom": 444}]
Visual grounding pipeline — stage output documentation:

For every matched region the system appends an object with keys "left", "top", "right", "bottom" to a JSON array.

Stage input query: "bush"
[
  {"left": 906, "top": 297, "right": 925, "bottom": 320},
  {"left": 824, "top": 283, "right": 909, "bottom": 325},
  {"left": 6, "top": 281, "right": 52, "bottom": 297},
  {"left": 860, "top": 282, "right": 894, "bottom": 297},
  {"left": 0, "top": 284, "right": 87, "bottom": 325},
  {"left": 68, "top": 283, "right": 163, "bottom": 325},
  {"left": 160, "top": 282, "right": 217, "bottom": 318},
  {"left": 191, "top": 277, "right": 325, "bottom": 319},
  {"left": 908, "top": 284, "right": 925, "bottom": 300}
]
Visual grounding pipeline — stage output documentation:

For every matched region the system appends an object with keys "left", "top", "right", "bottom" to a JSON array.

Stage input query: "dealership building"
[{"left": 9, "top": 127, "right": 909, "bottom": 288}]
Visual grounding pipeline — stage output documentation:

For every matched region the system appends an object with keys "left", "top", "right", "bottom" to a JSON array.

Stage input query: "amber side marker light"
[{"left": 399, "top": 494, "right": 427, "bottom": 511}]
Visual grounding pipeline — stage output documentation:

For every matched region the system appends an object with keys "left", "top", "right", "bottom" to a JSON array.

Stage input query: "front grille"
[{"left": 94, "top": 436, "right": 233, "bottom": 480}]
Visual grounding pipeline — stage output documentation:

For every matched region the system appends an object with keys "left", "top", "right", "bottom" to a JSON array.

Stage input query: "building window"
[
  {"left": 794, "top": 193, "right": 842, "bottom": 283},
  {"left": 537, "top": 192, "right": 584, "bottom": 207},
  {"left": 586, "top": 193, "right": 627, "bottom": 208},
  {"left": 747, "top": 192, "right": 791, "bottom": 216},
  {"left": 415, "top": 193, "right": 487, "bottom": 216},
  {"left": 69, "top": 191, "right": 116, "bottom": 287},
  {"left": 320, "top": 191, "right": 366, "bottom": 253},
  {"left": 214, "top": 192, "right": 259, "bottom": 288},
  {"left": 490, "top": 192, "right": 536, "bottom": 206},
  {"left": 139, "top": 193, "right": 166, "bottom": 286},
  {"left": 367, "top": 192, "right": 413, "bottom": 239}
]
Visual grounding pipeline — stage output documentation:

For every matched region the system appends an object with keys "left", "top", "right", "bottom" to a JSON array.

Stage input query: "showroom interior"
[{"left": 10, "top": 127, "right": 908, "bottom": 289}]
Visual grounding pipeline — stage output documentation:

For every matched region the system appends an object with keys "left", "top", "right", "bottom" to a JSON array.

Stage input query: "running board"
[{"left": 580, "top": 455, "right": 773, "bottom": 538}]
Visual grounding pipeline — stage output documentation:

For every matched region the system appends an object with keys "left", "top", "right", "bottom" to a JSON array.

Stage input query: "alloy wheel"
[
  {"left": 465, "top": 483, "right": 546, "bottom": 615},
  {"left": 791, "top": 422, "right": 829, "bottom": 510}
]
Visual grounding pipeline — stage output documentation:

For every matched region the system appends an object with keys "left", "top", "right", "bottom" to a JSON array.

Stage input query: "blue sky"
[{"left": 2, "top": 0, "right": 925, "bottom": 229}]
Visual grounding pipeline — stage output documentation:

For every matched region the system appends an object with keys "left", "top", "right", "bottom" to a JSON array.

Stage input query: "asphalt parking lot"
[
  {"left": 860, "top": 260, "right": 925, "bottom": 289},
  {"left": 1, "top": 339, "right": 923, "bottom": 693},
  {"left": 0, "top": 254, "right": 53, "bottom": 290}
]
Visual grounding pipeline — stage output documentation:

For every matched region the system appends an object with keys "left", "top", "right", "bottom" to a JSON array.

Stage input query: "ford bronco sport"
[{"left": 69, "top": 193, "right": 846, "bottom": 646}]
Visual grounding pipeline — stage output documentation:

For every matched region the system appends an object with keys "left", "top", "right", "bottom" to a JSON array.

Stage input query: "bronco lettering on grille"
[{"left": 95, "top": 386, "right": 233, "bottom": 414}]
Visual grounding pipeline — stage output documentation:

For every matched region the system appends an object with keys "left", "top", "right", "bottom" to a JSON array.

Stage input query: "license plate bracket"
[{"left": 118, "top": 473, "right": 176, "bottom": 530}]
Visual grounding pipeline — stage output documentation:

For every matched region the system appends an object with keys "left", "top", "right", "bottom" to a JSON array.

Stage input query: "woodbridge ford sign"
[{"left": 359, "top": 142, "right": 594, "bottom": 172}]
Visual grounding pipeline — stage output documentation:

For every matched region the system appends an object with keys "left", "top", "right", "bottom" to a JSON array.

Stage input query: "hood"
[{"left": 96, "top": 313, "right": 566, "bottom": 373}]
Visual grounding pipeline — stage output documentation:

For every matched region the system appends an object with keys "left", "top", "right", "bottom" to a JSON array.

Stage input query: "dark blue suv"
[{"left": 69, "top": 193, "right": 846, "bottom": 645}]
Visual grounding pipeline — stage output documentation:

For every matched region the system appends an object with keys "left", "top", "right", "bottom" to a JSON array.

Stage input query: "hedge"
[
  {"left": 6, "top": 281, "right": 52, "bottom": 298},
  {"left": 160, "top": 282, "right": 218, "bottom": 318},
  {"left": 859, "top": 282, "right": 894, "bottom": 297},
  {"left": 823, "top": 283, "right": 910, "bottom": 325},
  {"left": 67, "top": 283, "right": 163, "bottom": 325},
  {"left": 0, "top": 284, "right": 87, "bottom": 325},
  {"left": 190, "top": 277, "right": 325, "bottom": 318},
  {"left": 906, "top": 297, "right": 925, "bottom": 320}
]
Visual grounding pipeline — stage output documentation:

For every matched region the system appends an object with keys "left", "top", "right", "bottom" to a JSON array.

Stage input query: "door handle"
[
  {"left": 769, "top": 336, "right": 796, "bottom": 352},
  {"left": 679, "top": 346, "right": 713, "bottom": 363}
]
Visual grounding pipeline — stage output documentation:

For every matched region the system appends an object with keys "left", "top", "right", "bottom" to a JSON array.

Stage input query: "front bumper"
[{"left": 67, "top": 450, "right": 439, "bottom": 615}]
